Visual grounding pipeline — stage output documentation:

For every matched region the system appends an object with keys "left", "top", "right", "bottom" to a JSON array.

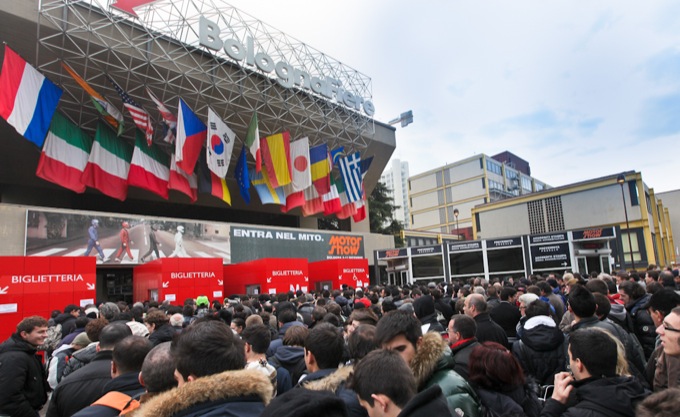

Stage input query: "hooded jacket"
[
  {"left": 513, "top": 315, "right": 567, "bottom": 385},
  {"left": 133, "top": 369, "right": 271, "bottom": 417},
  {"left": 473, "top": 312, "right": 509, "bottom": 348},
  {"left": 475, "top": 385, "right": 541, "bottom": 417},
  {"left": 411, "top": 332, "right": 480, "bottom": 417},
  {"left": 270, "top": 345, "right": 307, "bottom": 387},
  {"left": 62, "top": 342, "right": 98, "bottom": 378},
  {"left": 540, "top": 376, "right": 649, "bottom": 417},
  {"left": 626, "top": 294, "right": 656, "bottom": 359},
  {"left": 0, "top": 334, "right": 49, "bottom": 417},
  {"left": 301, "top": 366, "right": 366, "bottom": 417},
  {"left": 413, "top": 296, "right": 445, "bottom": 333},
  {"left": 54, "top": 313, "right": 77, "bottom": 338},
  {"left": 397, "top": 385, "right": 453, "bottom": 417}
]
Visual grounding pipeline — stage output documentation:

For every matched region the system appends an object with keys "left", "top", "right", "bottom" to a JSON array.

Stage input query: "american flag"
[{"left": 107, "top": 76, "right": 153, "bottom": 146}]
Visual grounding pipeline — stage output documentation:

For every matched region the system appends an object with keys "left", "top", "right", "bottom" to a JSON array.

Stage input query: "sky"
[{"left": 226, "top": 1, "right": 680, "bottom": 193}]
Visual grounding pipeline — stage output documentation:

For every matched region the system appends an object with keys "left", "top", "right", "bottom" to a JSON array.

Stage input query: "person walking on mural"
[
  {"left": 83, "top": 219, "right": 108, "bottom": 262},
  {"left": 114, "top": 221, "right": 134, "bottom": 262},
  {"left": 169, "top": 225, "right": 188, "bottom": 257},
  {"left": 140, "top": 224, "right": 161, "bottom": 262}
]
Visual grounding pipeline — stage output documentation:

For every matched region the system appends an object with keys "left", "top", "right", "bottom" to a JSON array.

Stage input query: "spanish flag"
[{"left": 261, "top": 131, "right": 292, "bottom": 188}]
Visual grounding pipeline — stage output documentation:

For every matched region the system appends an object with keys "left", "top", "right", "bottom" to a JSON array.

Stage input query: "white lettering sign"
[
  {"left": 11, "top": 274, "right": 85, "bottom": 284},
  {"left": 170, "top": 272, "right": 216, "bottom": 279}
]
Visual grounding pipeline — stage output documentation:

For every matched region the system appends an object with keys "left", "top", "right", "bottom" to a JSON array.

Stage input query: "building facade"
[
  {"left": 408, "top": 152, "right": 549, "bottom": 240},
  {"left": 653, "top": 189, "right": 679, "bottom": 266},
  {"left": 380, "top": 159, "right": 410, "bottom": 228}
]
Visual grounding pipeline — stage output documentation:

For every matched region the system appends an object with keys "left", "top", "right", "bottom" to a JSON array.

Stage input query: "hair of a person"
[
  {"left": 304, "top": 323, "right": 344, "bottom": 370},
  {"left": 636, "top": 387, "right": 680, "bottom": 417},
  {"left": 524, "top": 300, "right": 551, "bottom": 319},
  {"left": 322, "top": 312, "right": 341, "bottom": 327},
  {"left": 312, "top": 306, "right": 327, "bottom": 323},
  {"left": 499, "top": 286, "right": 517, "bottom": 301},
  {"left": 325, "top": 302, "right": 341, "bottom": 317},
  {"left": 347, "top": 348, "right": 416, "bottom": 408},
  {"left": 283, "top": 324, "right": 309, "bottom": 347},
  {"left": 173, "top": 320, "right": 245, "bottom": 380},
  {"left": 16, "top": 316, "right": 48, "bottom": 334},
  {"left": 526, "top": 285, "right": 541, "bottom": 297},
  {"left": 451, "top": 314, "right": 477, "bottom": 339},
  {"left": 99, "top": 302, "right": 121, "bottom": 321},
  {"left": 277, "top": 308, "right": 297, "bottom": 324},
  {"left": 486, "top": 286, "right": 498, "bottom": 298},
  {"left": 585, "top": 279, "right": 609, "bottom": 295},
  {"left": 74, "top": 316, "right": 90, "bottom": 329},
  {"left": 672, "top": 306, "right": 680, "bottom": 316},
  {"left": 113, "top": 335, "right": 153, "bottom": 374},
  {"left": 241, "top": 324, "right": 271, "bottom": 354},
  {"left": 647, "top": 289, "right": 680, "bottom": 316},
  {"left": 349, "top": 309, "right": 379, "bottom": 326},
  {"left": 567, "top": 285, "right": 596, "bottom": 318},
  {"left": 593, "top": 293, "right": 612, "bottom": 319},
  {"left": 98, "top": 322, "right": 133, "bottom": 350},
  {"left": 85, "top": 317, "right": 109, "bottom": 342},
  {"left": 468, "top": 341, "right": 525, "bottom": 390},
  {"left": 619, "top": 281, "right": 646, "bottom": 301},
  {"left": 347, "top": 324, "right": 377, "bottom": 361},
  {"left": 169, "top": 313, "right": 184, "bottom": 327},
  {"left": 64, "top": 304, "right": 80, "bottom": 314},
  {"left": 468, "top": 293, "right": 488, "bottom": 313},
  {"left": 245, "top": 314, "right": 264, "bottom": 328},
  {"left": 215, "top": 308, "right": 232, "bottom": 325},
  {"left": 536, "top": 281, "right": 553, "bottom": 296},
  {"left": 374, "top": 310, "right": 422, "bottom": 349},
  {"left": 144, "top": 309, "right": 169, "bottom": 327},
  {"left": 569, "top": 327, "right": 618, "bottom": 378},
  {"left": 141, "top": 342, "right": 178, "bottom": 394},
  {"left": 518, "top": 293, "right": 540, "bottom": 307}
]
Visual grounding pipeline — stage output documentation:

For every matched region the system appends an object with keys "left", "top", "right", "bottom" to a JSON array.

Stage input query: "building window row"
[{"left": 486, "top": 159, "right": 502, "bottom": 175}]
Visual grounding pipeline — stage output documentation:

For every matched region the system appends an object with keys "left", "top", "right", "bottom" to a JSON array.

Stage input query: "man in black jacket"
[
  {"left": 489, "top": 287, "right": 522, "bottom": 341},
  {"left": 464, "top": 294, "right": 509, "bottom": 348},
  {"left": 72, "top": 335, "right": 153, "bottom": 416},
  {"left": 447, "top": 314, "right": 478, "bottom": 380},
  {"left": 0, "top": 316, "right": 50, "bottom": 417},
  {"left": 542, "top": 328, "right": 649, "bottom": 417},
  {"left": 46, "top": 322, "right": 132, "bottom": 417}
]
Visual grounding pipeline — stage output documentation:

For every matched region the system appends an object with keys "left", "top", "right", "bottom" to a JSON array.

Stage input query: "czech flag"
[{"left": 175, "top": 98, "right": 206, "bottom": 175}]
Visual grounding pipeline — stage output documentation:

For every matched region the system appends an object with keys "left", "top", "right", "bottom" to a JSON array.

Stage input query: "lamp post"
[
  {"left": 617, "top": 174, "right": 636, "bottom": 271},
  {"left": 453, "top": 208, "right": 460, "bottom": 240}
]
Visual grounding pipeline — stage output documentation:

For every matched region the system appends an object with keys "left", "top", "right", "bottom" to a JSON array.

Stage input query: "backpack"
[
  {"left": 92, "top": 391, "right": 141, "bottom": 415},
  {"left": 42, "top": 323, "right": 62, "bottom": 355}
]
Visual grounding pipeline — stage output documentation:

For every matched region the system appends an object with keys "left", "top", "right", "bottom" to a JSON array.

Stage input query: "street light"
[
  {"left": 388, "top": 110, "right": 414, "bottom": 128},
  {"left": 453, "top": 208, "right": 460, "bottom": 240},
  {"left": 617, "top": 174, "right": 636, "bottom": 271}
]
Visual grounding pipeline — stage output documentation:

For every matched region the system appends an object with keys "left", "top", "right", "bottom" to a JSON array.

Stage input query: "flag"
[
  {"left": 281, "top": 137, "right": 311, "bottom": 212},
  {"left": 169, "top": 154, "right": 198, "bottom": 202},
  {"left": 35, "top": 112, "right": 91, "bottom": 193},
  {"left": 359, "top": 156, "right": 373, "bottom": 177},
  {"left": 336, "top": 179, "right": 358, "bottom": 220},
  {"left": 175, "top": 98, "right": 206, "bottom": 175},
  {"left": 302, "top": 186, "right": 324, "bottom": 217},
  {"left": 108, "top": 76, "right": 153, "bottom": 146},
  {"left": 331, "top": 146, "right": 345, "bottom": 166},
  {"left": 309, "top": 143, "right": 330, "bottom": 195},
  {"left": 261, "top": 131, "right": 292, "bottom": 188},
  {"left": 198, "top": 157, "right": 231, "bottom": 205},
  {"left": 207, "top": 108, "right": 236, "bottom": 178},
  {"left": 61, "top": 62, "right": 124, "bottom": 135},
  {"left": 81, "top": 122, "right": 132, "bottom": 201},
  {"left": 353, "top": 197, "right": 367, "bottom": 222},
  {"left": 0, "top": 45, "right": 62, "bottom": 147},
  {"left": 235, "top": 146, "right": 250, "bottom": 204},
  {"left": 322, "top": 176, "right": 341, "bottom": 215},
  {"left": 339, "top": 151, "right": 363, "bottom": 202},
  {"left": 251, "top": 170, "right": 285, "bottom": 205},
  {"left": 146, "top": 88, "right": 176, "bottom": 143},
  {"left": 128, "top": 129, "right": 170, "bottom": 199},
  {"left": 245, "top": 112, "right": 261, "bottom": 172}
]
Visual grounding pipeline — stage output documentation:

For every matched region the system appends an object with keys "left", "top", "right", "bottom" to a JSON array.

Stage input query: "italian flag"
[
  {"left": 35, "top": 112, "right": 92, "bottom": 193},
  {"left": 128, "top": 129, "right": 170, "bottom": 199},
  {"left": 81, "top": 122, "right": 132, "bottom": 201},
  {"left": 322, "top": 176, "right": 342, "bottom": 216},
  {"left": 169, "top": 154, "right": 198, "bottom": 202}
]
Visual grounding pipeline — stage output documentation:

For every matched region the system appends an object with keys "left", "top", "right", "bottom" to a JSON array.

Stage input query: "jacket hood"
[
  {"left": 54, "top": 313, "right": 74, "bottom": 325},
  {"left": 411, "top": 331, "right": 449, "bottom": 388},
  {"left": 278, "top": 320, "right": 304, "bottom": 336},
  {"left": 71, "top": 342, "right": 98, "bottom": 361},
  {"left": 630, "top": 293, "right": 651, "bottom": 315},
  {"left": 521, "top": 317, "right": 564, "bottom": 352},
  {"left": 274, "top": 345, "right": 305, "bottom": 364},
  {"left": 608, "top": 303, "right": 627, "bottom": 322},
  {"left": 302, "top": 365, "right": 353, "bottom": 392},
  {"left": 574, "top": 376, "right": 648, "bottom": 417},
  {"left": 134, "top": 369, "right": 272, "bottom": 417},
  {"left": 0, "top": 334, "right": 37, "bottom": 355},
  {"left": 413, "top": 295, "right": 436, "bottom": 319}
]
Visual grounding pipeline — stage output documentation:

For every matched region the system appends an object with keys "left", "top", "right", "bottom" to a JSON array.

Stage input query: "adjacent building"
[{"left": 380, "top": 159, "right": 410, "bottom": 228}]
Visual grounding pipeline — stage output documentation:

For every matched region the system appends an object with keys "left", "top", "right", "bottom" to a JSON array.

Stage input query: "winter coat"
[
  {"left": 411, "top": 331, "right": 481, "bottom": 417},
  {"left": 626, "top": 294, "right": 656, "bottom": 359},
  {"left": 46, "top": 350, "right": 114, "bottom": 417},
  {"left": 301, "top": 366, "right": 366, "bottom": 417},
  {"left": 475, "top": 385, "right": 541, "bottom": 417},
  {"left": 513, "top": 315, "right": 567, "bottom": 386},
  {"left": 540, "top": 376, "right": 649, "bottom": 417},
  {"left": 54, "top": 313, "right": 77, "bottom": 338},
  {"left": 490, "top": 301, "right": 522, "bottom": 338},
  {"left": 133, "top": 369, "right": 271, "bottom": 417},
  {"left": 57, "top": 327, "right": 86, "bottom": 349},
  {"left": 269, "top": 345, "right": 307, "bottom": 391},
  {"left": 62, "top": 342, "right": 98, "bottom": 378},
  {"left": 397, "top": 385, "right": 453, "bottom": 417},
  {"left": 148, "top": 323, "right": 175, "bottom": 346},
  {"left": 647, "top": 343, "right": 680, "bottom": 391},
  {"left": 47, "top": 344, "right": 75, "bottom": 389},
  {"left": 474, "top": 312, "right": 509, "bottom": 348},
  {"left": 266, "top": 321, "right": 305, "bottom": 357},
  {"left": 450, "top": 338, "right": 479, "bottom": 380},
  {"left": 0, "top": 334, "right": 49, "bottom": 417},
  {"left": 71, "top": 371, "right": 146, "bottom": 417}
]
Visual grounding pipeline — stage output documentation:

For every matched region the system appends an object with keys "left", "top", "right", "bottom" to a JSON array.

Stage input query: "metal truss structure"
[{"left": 36, "top": 0, "right": 375, "bottom": 169}]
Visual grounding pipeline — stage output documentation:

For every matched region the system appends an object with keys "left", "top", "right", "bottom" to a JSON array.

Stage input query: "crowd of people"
[{"left": 1, "top": 265, "right": 680, "bottom": 417}]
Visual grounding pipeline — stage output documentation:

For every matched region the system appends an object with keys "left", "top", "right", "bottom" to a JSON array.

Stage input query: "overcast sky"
[{"left": 227, "top": 1, "right": 680, "bottom": 193}]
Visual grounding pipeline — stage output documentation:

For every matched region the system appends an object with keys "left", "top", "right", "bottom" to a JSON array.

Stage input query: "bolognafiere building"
[{"left": 0, "top": 0, "right": 397, "bottom": 302}]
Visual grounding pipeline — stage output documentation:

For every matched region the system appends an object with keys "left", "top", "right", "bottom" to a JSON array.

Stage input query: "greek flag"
[{"left": 338, "top": 152, "right": 363, "bottom": 202}]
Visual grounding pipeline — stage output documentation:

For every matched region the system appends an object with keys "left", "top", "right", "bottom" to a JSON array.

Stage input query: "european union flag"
[{"left": 235, "top": 146, "right": 250, "bottom": 204}]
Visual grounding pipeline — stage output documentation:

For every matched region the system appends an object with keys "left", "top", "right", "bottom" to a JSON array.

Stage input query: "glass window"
[
  {"left": 450, "top": 252, "right": 485, "bottom": 275},
  {"left": 486, "top": 160, "right": 502, "bottom": 175},
  {"left": 412, "top": 255, "right": 445, "bottom": 278},
  {"left": 487, "top": 248, "right": 525, "bottom": 272}
]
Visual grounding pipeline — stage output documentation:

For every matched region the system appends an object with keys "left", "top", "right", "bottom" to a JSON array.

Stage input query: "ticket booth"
[
  {"left": 223, "top": 258, "right": 309, "bottom": 297},
  {"left": 308, "top": 258, "right": 370, "bottom": 291},
  {"left": 0, "top": 256, "right": 96, "bottom": 342},
  {"left": 133, "top": 258, "right": 224, "bottom": 305}
]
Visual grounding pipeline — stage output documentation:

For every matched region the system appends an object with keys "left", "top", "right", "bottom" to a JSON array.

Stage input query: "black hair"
[
  {"left": 451, "top": 314, "right": 476, "bottom": 339},
  {"left": 569, "top": 328, "right": 618, "bottom": 378},
  {"left": 304, "top": 323, "right": 344, "bottom": 370},
  {"left": 525, "top": 300, "right": 551, "bottom": 319},
  {"left": 347, "top": 349, "right": 416, "bottom": 408},
  {"left": 241, "top": 324, "right": 271, "bottom": 354},
  {"left": 567, "top": 285, "right": 596, "bottom": 318},
  {"left": 113, "top": 335, "right": 153, "bottom": 374},
  {"left": 98, "top": 322, "right": 133, "bottom": 350},
  {"left": 347, "top": 324, "right": 377, "bottom": 361},
  {"left": 374, "top": 310, "right": 422, "bottom": 349}
]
